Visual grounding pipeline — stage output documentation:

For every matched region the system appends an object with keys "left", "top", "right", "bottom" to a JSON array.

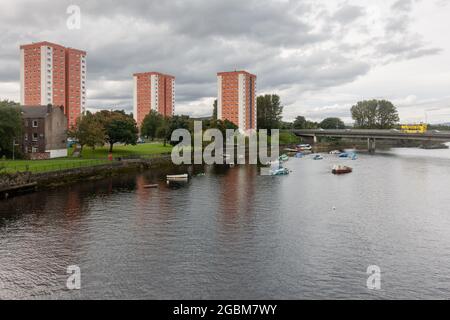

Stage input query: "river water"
[{"left": 1, "top": 146, "right": 450, "bottom": 299}]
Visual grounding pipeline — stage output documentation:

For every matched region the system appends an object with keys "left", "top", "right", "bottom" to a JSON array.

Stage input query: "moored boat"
[
  {"left": 271, "top": 167, "right": 290, "bottom": 176},
  {"left": 143, "top": 184, "right": 158, "bottom": 188},
  {"left": 313, "top": 154, "right": 323, "bottom": 160},
  {"left": 166, "top": 174, "right": 189, "bottom": 183},
  {"left": 332, "top": 165, "right": 352, "bottom": 174},
  {"left": 297, "top": 144, "right": 312, "bottom": 151}
]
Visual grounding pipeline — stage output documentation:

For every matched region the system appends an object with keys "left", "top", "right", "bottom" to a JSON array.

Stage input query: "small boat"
[
  {"left": 166, "top": 174, "right": 189, "bottom": 183},
  {"left": 279, "top": 154, "right": 289, "bottom": 162},
  {"left": 297, "top": 144, "right": 312, "bottom": 151},
  {"left": 329, "top": 150, "right": 341, "bottom": 155},
  {"left": 284, "top": 148, "right": 298, "bottom": 153},
  {"left": 271, "top": 167, "right": 290, "bottom": 176},
  {"left": 143, "top": 184, "right": 158, "bottom": 189},
  {"left": 332, "top": 165, "right": 352, "bottom": 174},
  {"left": 295, "top": 152, "right": 304, "bottom": 158},
  {"left": 339, "top": 152, "right": 349, "bottom": 158},
  {"left": 350, "top": 153, "right": 358, "bottom": 160},
  {"left": 313, "top": 154, "right": 324, "bottom": 160}
]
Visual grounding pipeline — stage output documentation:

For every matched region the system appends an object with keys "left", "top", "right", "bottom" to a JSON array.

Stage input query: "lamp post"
[{"left": 12, "top": 138, "right": 19, "bottom": 161}]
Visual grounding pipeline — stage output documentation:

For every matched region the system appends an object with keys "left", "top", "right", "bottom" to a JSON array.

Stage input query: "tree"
[
  {"left": 68, "top": 111, "right": 105, "bottom": 152},
  {"left": 0, "top": 100, "right": 22, "bottom": 158},
  {"left": 156, "top": 118, "right": 170, "bottom": 146},
  {"left": 212, "top": 99, "right": 218, "bottom": 121},
  {"left": 209, "top": 119, "right": 238, "bottom": 137},
  {"left": 293, "top": 116, "right": 307, "bottom": 129},
  {"left": 257, "top": 94, "right": 283, "bottom": 131},
  {"left": 351, "top": 100, "right": 399, "bottom": 129},
  {"left": 97, "top": 110, "right": 138, "bottom": 152},
  {"left": 141, "top": 110, "right": 163, "bottom": 140},
  {"left": 319, "top": 117, "right": 345, "bottom": 129},
  {"left": 292, "top": 116, "right": 318, "bottom": 129},
  {"left": 156, "top": 115, "right": 191, "bottom": 146},
  {"left": 377, "top": 100, "right": 400, "bottom": 129}
]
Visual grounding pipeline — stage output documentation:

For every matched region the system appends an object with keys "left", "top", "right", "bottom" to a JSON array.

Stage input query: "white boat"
[
  {"left": 297, "top": 144, "right": 312, "bottom": 151},
  {"left": 166, "top": 174, "right": 189, "bottom": 183}
]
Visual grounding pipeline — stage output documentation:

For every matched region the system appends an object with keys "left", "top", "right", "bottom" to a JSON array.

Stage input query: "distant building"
[
  {"left": 133, "top": 72, "right": 175, "bottom": 128},
  {"left": 20, "top": 41, "right": 87, "bottom": 128},
  {"left": 217, "top": 70, "right": 257, "bottom": 132},
  {"left": 20, "top": 105, "right": 68, "bottom": 159}
]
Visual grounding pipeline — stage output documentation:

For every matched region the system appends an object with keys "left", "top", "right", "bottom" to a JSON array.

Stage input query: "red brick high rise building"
[
  {"left": 217, "top": 70, "right": 257, "bottom": 133},
  {"left": 20, "top": 41, "right": 87, "bottom": 128},
  {"left": 133, "top": 72, "right": 175, "bottom": 128}
]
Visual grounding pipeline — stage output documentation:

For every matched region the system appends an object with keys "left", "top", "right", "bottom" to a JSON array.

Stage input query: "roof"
[
  {"left": 217, "top": 70, "right": 256, "bottom": 77},
  {"left": 133, "top": 71, "right": 175, "bottom": 78},
  {"left": 20, "top": 41, "right": 86, "bottom": 55},
  {"left": 21, "top": 105, "right": 63, "bottom": 119},
  {"left": 20, "top": 41, "right": 66, "bottom": 50}
]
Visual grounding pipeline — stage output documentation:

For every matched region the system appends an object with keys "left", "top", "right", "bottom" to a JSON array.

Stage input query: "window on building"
[
  {"left": 32, "top": 133, "right": 38, "bottom": 141},
  {"left": 32, "top": 120, "right": 38, "bottom": 127}
]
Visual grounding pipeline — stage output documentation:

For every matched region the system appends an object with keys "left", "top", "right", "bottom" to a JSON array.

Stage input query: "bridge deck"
[{"left": 292, "top": 129, "right": 450, "bottom": 142}]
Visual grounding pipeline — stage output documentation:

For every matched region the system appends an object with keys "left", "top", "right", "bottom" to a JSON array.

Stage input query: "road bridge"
[{"left": 292, "top": 129, "right": 450, "bottom": 152}]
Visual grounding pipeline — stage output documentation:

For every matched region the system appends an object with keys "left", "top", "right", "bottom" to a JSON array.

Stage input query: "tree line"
[
  {"left": 0, "top": 95, "right": 432, "bottom": 159},
  {"left": 256, "top": 96, "right": 401, "bottom": 131}
]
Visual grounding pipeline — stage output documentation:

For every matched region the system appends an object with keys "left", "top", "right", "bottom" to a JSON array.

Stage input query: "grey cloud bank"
[{"left": 0, "top": 0, "right": 449, "bottom": 123}]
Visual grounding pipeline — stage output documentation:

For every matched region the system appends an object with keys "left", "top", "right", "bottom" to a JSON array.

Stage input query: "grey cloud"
[
  {"left": 0, "top": 0, "right": 443, "bottom": 118},
  {"left": 332, "top": 5, "right": 365, "bottom": 25},
  {"left": 392, "top": 0, "right": 414, "bottom": 12}
]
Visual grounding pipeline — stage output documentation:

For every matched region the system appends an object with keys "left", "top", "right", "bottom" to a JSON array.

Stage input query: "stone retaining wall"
[
  {"left": 0, "top": 172, "right": 33, "bottom": 190},
  {"left": 1, "top": 155, "right": 174, "bottom": 191}
]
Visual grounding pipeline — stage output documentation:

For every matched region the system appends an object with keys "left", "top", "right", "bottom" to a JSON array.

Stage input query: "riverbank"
[{"left": 0, "top": 155, "right": 174, "bottom": 200}]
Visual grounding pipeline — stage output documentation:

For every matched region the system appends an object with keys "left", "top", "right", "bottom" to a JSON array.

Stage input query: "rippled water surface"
[{"left": 2, "top": 147, "right": 450, "bottom": 299}]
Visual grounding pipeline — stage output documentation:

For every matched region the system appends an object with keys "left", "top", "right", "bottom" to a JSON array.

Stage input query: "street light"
[{"left": 12, "top": 138, "right": 19, "bottom": 161}]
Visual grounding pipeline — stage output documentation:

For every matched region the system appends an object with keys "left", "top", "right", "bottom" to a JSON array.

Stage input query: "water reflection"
[{"left": 1, "top": 148, "right": 450, "bottom": 299}]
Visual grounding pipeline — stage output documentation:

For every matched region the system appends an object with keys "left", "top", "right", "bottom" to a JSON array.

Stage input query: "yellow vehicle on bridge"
[{"left": 400, "top": 123, "right": 428, "bottom": 134}]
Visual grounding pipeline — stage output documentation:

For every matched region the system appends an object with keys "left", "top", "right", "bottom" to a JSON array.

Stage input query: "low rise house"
[{"left": 21, "top": 105, "right": 68, "bottom": 159}]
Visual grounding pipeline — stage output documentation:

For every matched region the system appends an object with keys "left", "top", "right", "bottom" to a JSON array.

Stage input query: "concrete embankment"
[{"left": 0, "top": 156, "right": 174, "bottom": 199}]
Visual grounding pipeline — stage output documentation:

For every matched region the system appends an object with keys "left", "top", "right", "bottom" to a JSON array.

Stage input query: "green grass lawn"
[
  {"left": 75, "top": 142, "right": 173, "bottom": 159},
  {"left": 0, "top": 142, "right": 172, "bottom": 173},
  {"left": 0, "top": 158, "right": 110, "bottom": 173}
]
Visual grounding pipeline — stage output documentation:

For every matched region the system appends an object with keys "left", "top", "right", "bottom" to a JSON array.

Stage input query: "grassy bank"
[
  {"left": 1, "top": 143, "right": 172, "bottom": 173},
  {"left": 73, "top": 142, "right": 173, "bottom": 159},
  {"left": 1, "top": 158, "right": 110, "bottom": 173}
]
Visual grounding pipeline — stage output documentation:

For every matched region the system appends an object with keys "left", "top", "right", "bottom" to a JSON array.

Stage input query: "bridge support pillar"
[
  {"left": 367, "top": 138, "right": 376, "bottom": 153},
  {"left": 313, "top": 135, "right": 318, "bottom": 144}
]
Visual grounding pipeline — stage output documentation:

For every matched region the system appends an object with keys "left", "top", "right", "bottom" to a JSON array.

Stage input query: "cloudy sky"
[{"left": 1, "top": 0, "right": 449, "bottom": 123}]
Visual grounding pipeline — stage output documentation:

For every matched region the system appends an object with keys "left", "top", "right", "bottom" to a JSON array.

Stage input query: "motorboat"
[
  {"left": 332, "top": 165, "right": 352, "bottom": 174},
  {"left": 166, "top": 174, "right": 189, "bottom": 183},
  {"left": 271, "top": 167, "right": 290, "bottom": 176},
  {"left": 279, "top": 154, "right": 289, "bottom": 162},
  {"left": 329, "top": 150, "right": 341, "bottom": 155},
  {"left": 297, "top": 144, "right": 312, "bottom": 151},
  {"left": 295, "top": 152, "right": 304, "bottom": 158},
  {"left": 313, "top": 154, "right": 323, "bottom": 160}
]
